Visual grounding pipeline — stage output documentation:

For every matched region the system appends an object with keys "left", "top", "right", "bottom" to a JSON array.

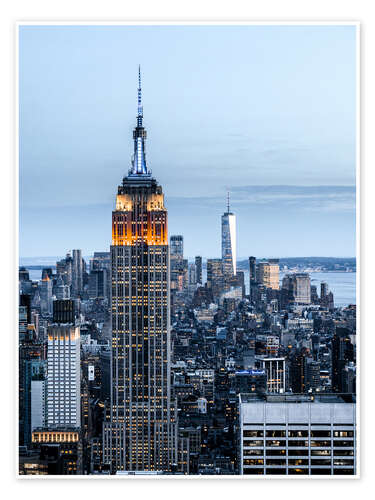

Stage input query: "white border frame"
[{"left": 14, "top": 20, "right": 360, "bottom": 481}]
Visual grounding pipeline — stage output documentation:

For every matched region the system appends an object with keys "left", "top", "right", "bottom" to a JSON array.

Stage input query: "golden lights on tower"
[{"left": 112, "top": 192, "right": 167, "bottom": 246}]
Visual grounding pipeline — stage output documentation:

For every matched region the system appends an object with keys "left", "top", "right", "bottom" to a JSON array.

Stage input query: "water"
[
  {"left": 241, "top": 270, "right": 356, "bottom": 307},
  {"left": 305, "top": 272, "right": 356, "bottom": 307},
  {"left": 25, "top": 269, "right": 356, "bottom": 308}
]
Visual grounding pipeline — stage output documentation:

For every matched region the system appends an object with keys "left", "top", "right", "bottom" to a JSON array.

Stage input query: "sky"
[{"left": 19, "top": 24, "right": 357, "bottom": 260}]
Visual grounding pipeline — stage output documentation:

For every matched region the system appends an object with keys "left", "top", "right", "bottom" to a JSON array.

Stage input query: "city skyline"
[
  {"left": 18, "top": 25, "right": 358, "bottom": 477},
  {"left": 19, "top": 24, "right": 356, "bottom": 258}
]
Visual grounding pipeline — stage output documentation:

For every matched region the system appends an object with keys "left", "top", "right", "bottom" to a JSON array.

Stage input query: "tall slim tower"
[
  {"left": 46, "top": 300, "right": 81, "bottom": 429},
  {"left": 104, "top": 67, "right": 176, "bottom": 472},
  {"left": 221, "top": 192, "right": 236, "bottom": 278},
  {"left": 72, "top": 249, "right": 83, "bottom": 297}
]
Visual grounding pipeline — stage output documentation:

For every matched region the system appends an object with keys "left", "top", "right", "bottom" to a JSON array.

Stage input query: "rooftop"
[{"left": 239, "top": 393, "right": 356, "bottom": 404}]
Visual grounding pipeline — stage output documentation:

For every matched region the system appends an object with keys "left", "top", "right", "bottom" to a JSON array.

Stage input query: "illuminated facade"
[
  {"left": 221, "top": 193, "right": 236, "bottom": 278},
  {"left": 46, "top": 324, "right": 81, "bottom": 429},
  {"left": 255, "top": 356, "right": 286, "bottom": 393},
  {"left": 256, "top": 259, "right": 280, "bottom": 290},
  {"left": 239, "top": 393, "right": 356, "bottom": 475},
  {"left": 104, "top": 68, "right": 176, "bottom": 472}
]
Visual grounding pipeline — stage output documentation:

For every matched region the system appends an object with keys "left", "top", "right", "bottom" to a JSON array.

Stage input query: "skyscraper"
[
  {"left": 39, "top": 276, "right": 53, "bottom": 316},
  {"left": 321, "top": 282, "right": 329, "bottom": 300},
  {"left": 56, "top": 252, "right": 73, "bottom": 287},
  {"left": 332, "top": 328, "right": 354, "bottom": 393},
  {"left": 282, "top": 273, "right": 311, "bottom": 305},
  {"left": 46, "top": 304, "right": 81, "bottom": 429},
  {"left": 221, "top": 193, "right": 236, "bottom": 278},
  {"left": 207, "top": 258, "right": 224, "bottom": 300},
  {"left": 170, "top": 235, "right": 188, "bottom": 291},
  {"left": 72, "top": 249, "right": 83, "bottom": 298},
  {"left": 170, "top": 235, "right": 183, "bottom": 257},
  {"left": 256, "top": 259, "right": 280, "bottom": 290},
  {"left": 195, "top": 256, "right": 202, "bottom": 285},
  {"left": 104, "top": 68, "right": 175, "bottom": 472}
]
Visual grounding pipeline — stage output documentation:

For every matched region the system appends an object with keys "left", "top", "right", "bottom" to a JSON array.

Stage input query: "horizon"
[{"left": 19, "top": 255, "right": 357, "bottom": 264}]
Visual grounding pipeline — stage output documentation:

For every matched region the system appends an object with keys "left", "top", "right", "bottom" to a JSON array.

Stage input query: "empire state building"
[{"left": 103, "top": 68, "right": 176, "bottom": 473}]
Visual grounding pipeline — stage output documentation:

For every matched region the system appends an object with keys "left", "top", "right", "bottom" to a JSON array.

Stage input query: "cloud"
[{"left": 166, "top": 185, "right": 356, "bottom": 214}]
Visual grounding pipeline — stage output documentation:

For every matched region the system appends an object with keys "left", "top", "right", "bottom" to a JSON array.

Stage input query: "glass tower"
[
  {"left": 221, "top": 193, "right": 236, "bottom": 278},
  {"left": 103, "top": 67, "right": 176, "bottom": 473}
]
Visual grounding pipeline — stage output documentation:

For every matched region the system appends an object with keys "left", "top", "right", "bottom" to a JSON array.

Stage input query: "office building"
[
  {"left": 170, "top": 258, "right": 188, "bottom": 291},
  {"left": 332, "top": 328, "right": 355, "bottom": 393},
  {"left": 31, "top": 363, "right": 47, "bottom": 432},
  {"left": 170, "top": 235, "right": 183, "bottom": 257},
  {"left": 235, "top": 369, "right": 267, "bottom": 394},
  {"left": 53, "top": 299, "right": 77, "bottom": 324},
  {"left": 19, "top": 304, "right": 28, "bottom": 341},
  {"left": 256, "top": 259, "right": 280, "bottom": 290},
  {"left": 256, "top": 357, "right": 286, "bottom": 393},
  {"left": 282, "top": 273, "right": 311, "bottom": 305},
  {"left": 188, "top": 263, "right": 197, "bottom": 286},
  {"left": 103, "top": 68, "right": 176, "bottom": 472},
  {"left": 90, "top": 251, "right": 111, "bottom": 271},
  {"left": 239, "top": 393, "right": 356, "bottom": 475},
  {"left": 207, "top": 258, "right": 224, "bottom": 299},
  {"left": 46, "top": 322, "right": 81, "bottom": 429},
  {"left": 22, "top": 360, "right": 47, "bottom": 447},
  {"left": 170, "top": 235, "right": 187, "bottom": 291},
  {"left": 305, "top": 359, "right": 321, "bottom": 392},
  {"left": 249, "top": 256, "right": 256, "bottom": 298},
  {"left": 19, "top": 338, "right": 46, "bottom": 447},
  {"left": 31, "top": 430, "right": 82, "bottom": 475},
  {"left": 320, "top": 282, "right": 328, "bottom": 299},
  {"left": 56, "top": 253, "right": 73, "bottom": 287},
  {"left": 72, "top": 249, "right": 83, "bottom": 298},
  {"left": 289, "top": 350, "right": 310, "bottom": 394},
  {"left": 195, "top": 256, "right": 202, "bottom": 284},
  {"left": 39, "top": 277, "right": 53, "bottom": 316},
  {"left": 88, "top": 269, "right": 108, "bottom": 299},
  {"left": 55, "top": 275, "right": 70, "bottom": 300},
  {"left": 221, "top": 193, "right": 236, "bottom": 278}
]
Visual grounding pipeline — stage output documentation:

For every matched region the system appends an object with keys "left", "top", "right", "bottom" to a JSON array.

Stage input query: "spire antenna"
[
  {"left": 137, "top": 65, "right": 143, "bottom": 126},
  {"left": 227, "top": 191, "right": 230, "bottom": 213},
  {"left": 129, "top": 65, "right": 150, "bottom": 176}
]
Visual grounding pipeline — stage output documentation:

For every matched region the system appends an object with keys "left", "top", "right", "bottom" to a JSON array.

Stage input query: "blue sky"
[{"left": 19, "top": 24, "right": 356, "bottom": 259}]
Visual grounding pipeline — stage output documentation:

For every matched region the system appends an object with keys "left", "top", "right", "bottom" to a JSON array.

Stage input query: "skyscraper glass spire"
[{"left": 221, "top": 192, "right": 236, "bottom": 277}]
